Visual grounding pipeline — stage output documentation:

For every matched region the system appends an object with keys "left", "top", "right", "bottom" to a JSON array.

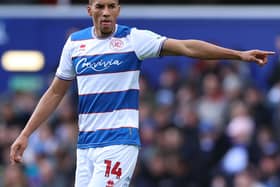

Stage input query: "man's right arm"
[{"left": 10, "top": 77, "right": 72, "bottom": 164}]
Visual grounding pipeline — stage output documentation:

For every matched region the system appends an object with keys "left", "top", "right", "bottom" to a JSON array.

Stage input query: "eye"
[
  {"left": 95, "top": 4, "right": 104, "bottom": 9},
  {"left": 108, "top": 4, "right": 117, "bottom": 9}
]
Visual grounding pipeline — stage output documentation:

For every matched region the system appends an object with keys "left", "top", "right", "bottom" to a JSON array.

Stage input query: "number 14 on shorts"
[{"left": 104, "top": 160, "right": 122, "bottom": 179}]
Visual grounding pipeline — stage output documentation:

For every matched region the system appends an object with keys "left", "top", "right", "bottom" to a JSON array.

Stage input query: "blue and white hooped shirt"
[{"left": 56, "top": 24, "right": 166, "bottom": 149}]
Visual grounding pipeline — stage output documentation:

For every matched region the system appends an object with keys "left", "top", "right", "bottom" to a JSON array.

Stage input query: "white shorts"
[{"left": 75, "top": 145, "right": 139, "bottom": 187}]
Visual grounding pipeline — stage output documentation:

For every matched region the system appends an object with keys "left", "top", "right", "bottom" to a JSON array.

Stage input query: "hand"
[
  {"left": 240, "top": 50, "right": 275, "bottom": 66},
  {"left": 10, "top": 135, "right": 28, "bottom": 164}
]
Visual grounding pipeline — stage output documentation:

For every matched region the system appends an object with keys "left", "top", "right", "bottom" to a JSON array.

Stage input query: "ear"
[
  {"left": 116, "top": 5, "right": 121, "bottom": 17},
  {"left": 87, "top": 5, "right": 92, "bottom": 16}
]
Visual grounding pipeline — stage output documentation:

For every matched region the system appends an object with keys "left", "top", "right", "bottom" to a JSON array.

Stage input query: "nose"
[{"left": 102, "top": 6, "right": 111, "bottom": 16}]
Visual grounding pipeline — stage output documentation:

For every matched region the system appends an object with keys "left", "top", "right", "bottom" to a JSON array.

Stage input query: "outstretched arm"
[
  {"left": 10, "top": 77, "right": 72, "bottom": 164},
  {"left": 160, "top": 39, "right": 275, "bottom": 65}
]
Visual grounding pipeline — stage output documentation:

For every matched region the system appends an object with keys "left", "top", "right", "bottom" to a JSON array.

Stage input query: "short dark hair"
[{"left": 89, "top": 0, "right": 119, "bottom": 5}]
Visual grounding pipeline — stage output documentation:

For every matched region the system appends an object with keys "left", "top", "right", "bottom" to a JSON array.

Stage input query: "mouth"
[{"left": 101, "top": 20, "right": 112, "bottom": 27}]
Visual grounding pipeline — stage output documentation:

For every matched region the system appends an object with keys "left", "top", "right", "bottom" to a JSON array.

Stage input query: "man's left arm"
[{"left": 160, "top": 38, "right": 275, "bottom": 66}]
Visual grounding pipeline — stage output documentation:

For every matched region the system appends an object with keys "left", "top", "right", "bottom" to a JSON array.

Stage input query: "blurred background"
[{"left": 1, "top": 1, "right": 280, "bottom": 187}]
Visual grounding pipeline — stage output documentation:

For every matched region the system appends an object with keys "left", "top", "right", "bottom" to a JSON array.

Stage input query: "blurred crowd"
[{"left": 1, "top": 45, "right": 280, "bottom": 187}]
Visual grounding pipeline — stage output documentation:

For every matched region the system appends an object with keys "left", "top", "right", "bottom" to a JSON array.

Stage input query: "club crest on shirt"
[{"left": 110, "top": 38, "right": 124, "bottom": 50}]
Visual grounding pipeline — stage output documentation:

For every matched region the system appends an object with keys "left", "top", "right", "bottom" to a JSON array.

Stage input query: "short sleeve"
[
  {"left": 130, "top": 28, "right": 166, "bottom": 60},
  {"left": 55, "top": 37, "right": 76, "bottom": 80}
]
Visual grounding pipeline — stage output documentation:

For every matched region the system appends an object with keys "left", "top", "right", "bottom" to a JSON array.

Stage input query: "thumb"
[
  {"left": 15, "top": 145, "right": 25, "bottom": 163},
  {"left": 257, "top": 59, "right": 264, "bottom": 64},
  {"left": 252, "top": 57, "right": 263, "bottom": 65}
]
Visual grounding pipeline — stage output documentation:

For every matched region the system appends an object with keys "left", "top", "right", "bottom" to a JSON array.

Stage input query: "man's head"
[{"left": 87, "top": 0, "right": 120, "bottom": 38}]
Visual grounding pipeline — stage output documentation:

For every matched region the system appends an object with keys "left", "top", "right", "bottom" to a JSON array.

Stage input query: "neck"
[{"left": 94, "top": 26, "right": 116, "bottom": 39}]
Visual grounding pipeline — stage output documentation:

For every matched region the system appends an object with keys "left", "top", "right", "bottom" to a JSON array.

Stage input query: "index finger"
[{"left": 262, "top": 51, "right": 275, "bottom": 55}]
